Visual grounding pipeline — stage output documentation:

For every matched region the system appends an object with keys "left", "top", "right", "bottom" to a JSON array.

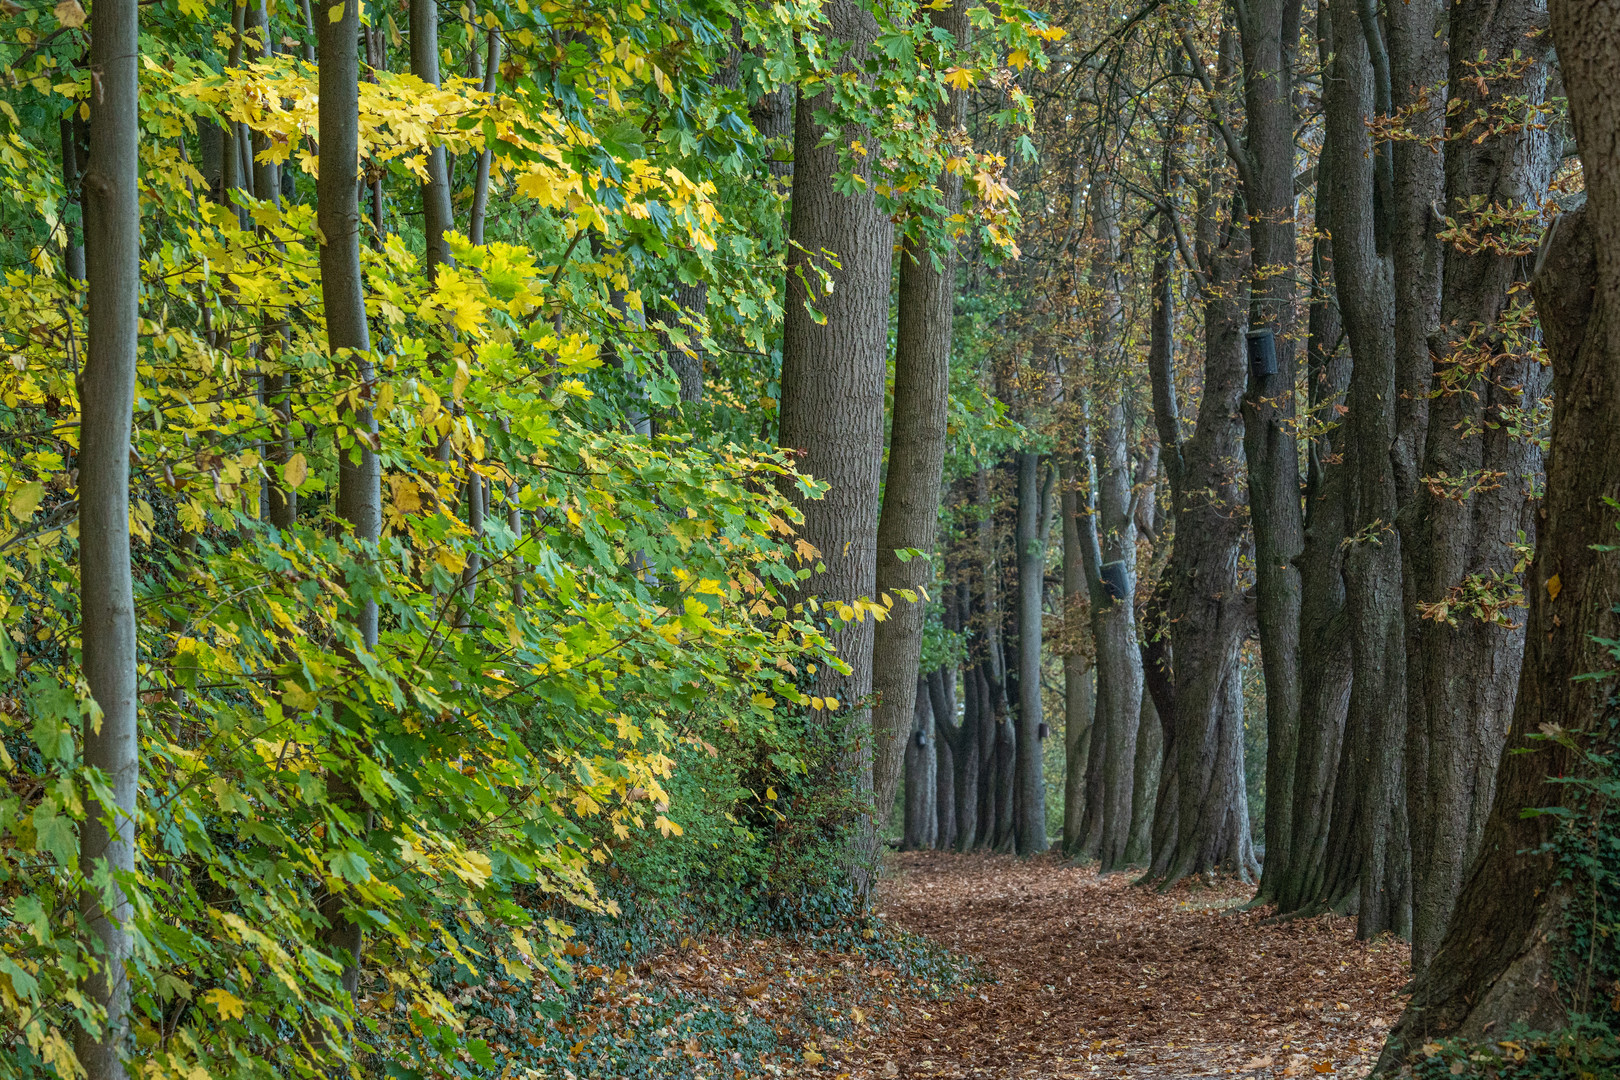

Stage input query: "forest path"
[{"left": 859, "top": 852, "right": 1409, "bottom": 1079}]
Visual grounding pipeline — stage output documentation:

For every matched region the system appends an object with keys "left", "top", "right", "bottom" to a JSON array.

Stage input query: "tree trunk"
[
  {"left": 75, "top": 0, "right": 140, "bottom": 1069},
  {"left": 928, "top": 665, "right": 958, "bottom": 850},
  {"left": 1236, "top": 0, "right": 1307, "bottom": 903},
  {"left": 468, "top": 28, "right": 501, "bottom": 245},
  {"left": 870, "top": 0, "right": 965, "bottom": 819},
  {"left": 1123, "top": 690, "right": 1163, "bottom": 866},
  {"left": 1146, "top": 150, "right": 1256, "bottom": 884},
  {"left": 318, "top": 0, "right": 379, "bottom": 998},
  {"left": 411, "top": 0, "right": 454, "bottom": 276},
  {"left": 901, "top": 678, "right": 936, "bottom": 851},
  {"left": 1060, "top": 473, "right": 1094, "bottom": 858},
  {"left": 1324, "top": 0, "right": 1412, "bottom": 939},
  {"left": 1377, "top": 183, "right": 1612, "bottom": 1060},
  {"left": 1012, "top": 452, "right": 1049, "bottom": 853},
  {"left": 777, "top": 0, "right": 893, "bottom": 894},
  {"left": 1402, "top": 0, "right": 1556, "bottom": 973},
  {"left": 1078, "top": 179, "right": 1141, "bottom": 872},
  {"left": 1273, "top": 112, "right": 1354, "bottom": 914}
]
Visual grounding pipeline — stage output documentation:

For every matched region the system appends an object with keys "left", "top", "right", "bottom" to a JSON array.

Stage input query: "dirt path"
[{"left": 856, "top": 851, "right": 1410, "bottom": 1079}]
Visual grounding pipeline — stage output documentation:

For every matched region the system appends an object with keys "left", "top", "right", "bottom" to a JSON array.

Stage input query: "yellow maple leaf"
[{"left": 203, "top": 987, "right": 246, "bottom": 1021}]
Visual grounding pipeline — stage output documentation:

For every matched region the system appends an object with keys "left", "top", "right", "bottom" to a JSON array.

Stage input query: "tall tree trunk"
[
  {"left": 869, "top": 0, "right": 965, "bottom": 819},
  {"left": 318, "top": 0, "right": 379, "bottom": 997},
  {"left": 1273, "top": 109, "right": 1355, "bottom": 913},
  {"left": 76, "top": 0, "right": 140, "bottom": 1069},
  {"left": 1123, "top": 691, "right": 1163, "bottom": 866},
  {"left": 1324, "top": 0, "right": 1411, "bottom": 939},
  {"left": 1402, "top": 0, "right": 1556, "bottom": 973},
  {"left": 1234, "top": 0, "right": 1307, "bottom": 904},
  {"left": 1145, "top": 144, "right": 1256, "bottom": 884},
  {"left": 1078, "top": 179, "right": 1142, "bottom": 871},
  {"left": 939, "top": 655, "right": 980, "bottom": 851},
  {"left": 1376, "top": 184, "right": 1609, "bottom": 1060},
  {"left": 1012, "top": 451, "right": 1049, "bottom": 853},
  {"left": 412, "top": 0, "right": 454, "bottom": 276},
  {"left": 777, "top": 0, "right": 893, "bottom": 894},
  {"left": 60, "top": 116, "right": 85, "bottom": 282}
]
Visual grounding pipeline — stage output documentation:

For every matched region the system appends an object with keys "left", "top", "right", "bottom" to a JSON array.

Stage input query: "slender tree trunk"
[
  {"left": 1376, "top": 186, "right": 1611, "bottom": 1060},
  {"left": 870, "top": 0, "right": 965, "bottom": 814},
  {"left": 75, "top": 0, "right": 140, "bottom": 1069},
  {"left": 928, "top": 665, "right": 958, "bottom": 849},
  {"left": 1077, "top": 180, "right": 1141, "bottom": 871},
  {"left": 1235, "top": 0, "right": 1307, "bottom": 904},
  {"left": 941, "top": 656, "right": 980, "bottom": 851},
  {"left": 468, "top": 28, "right": 501, "bottom": 245},
  {"left": 777, "top": 0, "right": 893, "bottom": 894},
  {"left": 60, "top": 116, "right": 85, "bottom": 282},
  {"left": 901, "top": 679, "right": 937, "bottom": 850},
  {"left": 1324, "top": 0, "right": 1411, "bottom": 939},
  {"left": 411, "top": 0, "right": 454, "bottom": 276},
  {"left": 1402, "top": 0, "right": 1556, "bottom": 972},
  {"left": 1060, "top": 473, "right": 1094, "bottom": 857},
  {"left": 318, "top": 0, "right": 379, "bottom": 997},
  {"left": 1012, "top": 452, "right": 1049, "bottom": 853}
]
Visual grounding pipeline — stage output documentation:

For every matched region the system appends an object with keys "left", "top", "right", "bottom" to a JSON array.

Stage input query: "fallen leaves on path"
[{"left": 840, "top": 851, "right": 1411, "bottom": 1079}]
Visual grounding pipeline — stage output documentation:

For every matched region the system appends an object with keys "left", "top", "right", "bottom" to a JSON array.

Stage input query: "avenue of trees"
[{"left": 1, "top": 0, "right": 1619, "bottom": 1072}]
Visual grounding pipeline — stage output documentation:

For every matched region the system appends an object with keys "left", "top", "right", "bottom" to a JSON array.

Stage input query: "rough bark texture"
[
  {"left": 1403, "top": 0, "right": 1556, "bottom": 973},
  {"left": 1235, "top": 0, "right": 1307, "bottom": 904},
  {"left": 1377, "top": 187, "right": 1609, "bottom": 1062},
  {"left": 1275, "top": 135, "right": 1354, "bottom": 914},
  {"left": 75, "top": 0, "right": 140, "bottom": 1069},
  {"left": 318, "top": 0, "right": 379, "bottom": 997},
  {"left": 411, "top": 0, "right": 454, "bottom": 275},
  {"left": 869, "top": 0, "right": 965, "bottom": 820},
  {"left": 1123, "top": 690, "right": 1163, "bottom": 866},
  {"left": 1152, "top": 198, "right": 1257, "bottom": 884},
  {"left": 776, "top": 0, "right": 893, "bottom": 892}
]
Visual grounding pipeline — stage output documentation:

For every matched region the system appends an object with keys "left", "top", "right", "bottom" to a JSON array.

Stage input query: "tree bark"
[
  {"left": 777, "top": 0, "right": 893, "bottom": 893},
  {"left": 75, "top": 0, "right": 141, "bottom": 1069},
  {"left": 1377, "top": 185, "right": 1611, "bottom": 1060},
  {"left": 1402, "top": 0, "right": 1556, "bottom": 973},
  {"left": 901, "top": 678, "right": 937, "bottom": 850},
  {"left": 468, "top": 28, "right": 501, "bottom": 245},
  {"left": 411, "top": 0, "right": 454, "bottom": 276},
  {"left": 1234, "top": 0, "right": 1307, "bottom": 904},
  {"left": 870, "top": 0, "right": 965, "bottom": 820},
  {"left": 1060, "top": 473, "right": 1094, "bottom": 857},
  {"left": 1013, "top": 451, "right": 1049, "bottom": 853},
  {"left": 1324, "top": 0, "right": 1412, "bottom": 940},
  {"left": 318, "top": 0, "right": 379, "bottom": 998},
  {"left": 928, "top": 665, "right": 959, "bottom": 850}
]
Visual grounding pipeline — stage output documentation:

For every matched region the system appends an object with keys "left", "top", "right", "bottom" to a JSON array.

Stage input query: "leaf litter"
[{"left": 517, "top": 852, "right": 1408, "bottom": 1079}]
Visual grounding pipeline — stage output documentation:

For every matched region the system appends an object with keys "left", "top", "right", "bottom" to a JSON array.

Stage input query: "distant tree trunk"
[
  {"left": 1078, "top": 180, "right": 1142, "bottom": 872},
  {"left": 928, "top": 665, "right": 958, "bottom": 850},
  {"left": 1322, "top": 0, "right": 1413, "bottom": 938},
  {"left": 1234, "top": 0, "right": 1306, "bottom": 903},
  {"left": 901, "top": 679, "right": 937, "bottom": 851},
  {"left": 468, "top": 28, "right": 501, "bottom": 245},
  {"left": 1275, "top": 137, "right": 1354, "bottom": 913},
  {"left": 777, "top": 0, "right": 893, "bottom": 894},
  {"left": 1060, "top": 470, "right": 1094, "bottom": 857},
  {"left": 59, "top": 116, "right": 85, "bottom": 282},
  {"left": 1376, "top": 186, "right": 1611, "bottom": 1060},
  {"left": 870, "top": 0, "right": 965, "bottom": 818},
  {"left": 1012, "top": 451, "right": 1049, "bottom": 853},
  {"left": 1402, "top": 0, "right": 1556, "bottom": 973},
  {"left": 411, "top": 0, "right": 454, "bottom": 276},
  {"left": 75, "top": 0, "right": 140, "bottom": 1069},
  {"left": 939, "top": 655, "right": 980, "bottom": 851},
  {"left": 318, "top": 0, "right": 379, "bottom": 998}
]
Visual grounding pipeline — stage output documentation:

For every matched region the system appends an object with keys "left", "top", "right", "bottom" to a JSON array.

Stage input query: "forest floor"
[
  {"left": 626, "top": 852, "right": 1412, "bottom": 1080},
  {"left": 848, "top": 851, "right": 1412, "bottom": 1079}
]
